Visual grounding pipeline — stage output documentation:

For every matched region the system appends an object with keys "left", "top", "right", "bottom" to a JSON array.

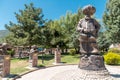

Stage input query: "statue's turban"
[{"left": 82, "top": 5, "right": 96, "bottom": 15}]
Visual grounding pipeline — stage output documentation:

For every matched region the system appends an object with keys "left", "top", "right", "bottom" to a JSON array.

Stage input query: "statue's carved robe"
[{"left": 77, "top": 18, "right": 100, "bottom": 55}]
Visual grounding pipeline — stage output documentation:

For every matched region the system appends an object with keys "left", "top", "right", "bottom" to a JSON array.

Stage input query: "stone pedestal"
[
  {"left": 51, "top": 68, "right": 114, "bottom": 80},
  {"left": 51, "top": 55, "right": 116, "bottom": 80},
  {"left": 53, "top": 49, "right": 61, "bottom": 65},
  {"left": 29, "top": 53, "right": 38, "bottom": 67},
  {"left": 0, "top": 55, "right": 10, "bottom": 77},
  {"left": 78, "top": 55, "right": 106, "bottom": 70}
]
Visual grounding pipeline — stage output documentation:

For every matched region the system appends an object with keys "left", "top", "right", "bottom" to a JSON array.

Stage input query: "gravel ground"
[
  {"left": 15, "top": 65, "right": 120, "bottom": 80},
  {"left": 2, "top": 65, "right": 120, "bottom": 80}
]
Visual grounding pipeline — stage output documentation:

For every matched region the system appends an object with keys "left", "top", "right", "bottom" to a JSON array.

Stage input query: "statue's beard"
[{"left": 85, "top": 15, "right": 91, "bottom": 20}]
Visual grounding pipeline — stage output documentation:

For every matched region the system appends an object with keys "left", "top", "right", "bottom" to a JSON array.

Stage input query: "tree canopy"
[
  {"left": 38, "top": 8, "right": 84, "bottom": 49},
  {"left": 103, "top": 0, "right": 120, "bottom": 43},
  {"left": 4, "top": 3, "right": 84, "bottom": 52},
  {"left": 5, "top": 3, "right": 46, "bottom": 46}
]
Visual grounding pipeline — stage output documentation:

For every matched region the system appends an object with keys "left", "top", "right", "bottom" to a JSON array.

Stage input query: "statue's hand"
[
  {"left": 84, "top": 29, "right": 89, "bottom": 33},
  {"left": 77, "top": 27, "right": 84, "bottom": 33}
]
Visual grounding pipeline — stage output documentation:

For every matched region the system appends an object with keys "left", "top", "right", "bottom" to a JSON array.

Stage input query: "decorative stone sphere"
[{"left": 82, "top": 5, "right": 96, "bottom": 15}]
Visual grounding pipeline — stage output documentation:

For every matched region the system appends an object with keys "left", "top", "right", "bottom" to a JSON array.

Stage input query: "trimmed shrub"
[
  {"left": 108, "top": 48, "right": 120, "bottom": 53},
  {"left": 7, "top": 49, "right": 15, "bottom": 57},
  {"left": 104, "top": 52, "right": 120, "bottom": 65},
  {"left": 69, "top": 49, "right": 76, "bottom": 55}
]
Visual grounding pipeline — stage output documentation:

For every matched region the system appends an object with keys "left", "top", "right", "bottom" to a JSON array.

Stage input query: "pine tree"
[
  {"left": 103, "top": 0, "right": 120, "bottom": 43},
  {"left": 5, "top": 3, "right": 46, "bottom": 46}
]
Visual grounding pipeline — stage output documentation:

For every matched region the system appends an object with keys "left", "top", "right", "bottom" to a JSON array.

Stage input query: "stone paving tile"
[
  {"left": 51, "top": 69, "right": 115, "bottom": 80},
  {"left": 3, "top": 65, "right": 120, "bottom": 80}
]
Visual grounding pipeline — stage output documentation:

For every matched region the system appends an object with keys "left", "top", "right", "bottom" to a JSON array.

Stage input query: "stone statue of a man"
[
  {"left": 0, "top": 43, "right": 9, "bottom": 55},
  {"left": 77, "top": 5, "right": 100, "bottom": 56}
]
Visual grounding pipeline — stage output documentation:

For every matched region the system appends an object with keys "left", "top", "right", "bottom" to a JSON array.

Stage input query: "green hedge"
[
  {"left": 69, "top": 49, "right": 76, "bottom": 55},
  {"left": 104, "top": 52, "right": 120, "bottom": 65},
  {"left": 7, "top": 49, "right": 15, "bottom": 57},
  {"left": 108, "top": 48, "right": 120, "bottom": 53}
]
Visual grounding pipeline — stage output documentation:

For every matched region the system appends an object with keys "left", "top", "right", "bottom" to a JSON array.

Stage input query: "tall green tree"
[
  {"left": 51, "top": 8, "right": 84, "bottom": 53},
  {"left": 59, "top": 12, "right": 75, "bottom": 47},
  {"left": 69, "top": 8, "right": 84, "bottom": 48},
  {"left": 41, "top": 20, "right": 53, "bottom": 48},
  {"left": 41, "top": 20, "right": 64, "bottom": 48},
  {"left": 103, "top": 0, "right": 120, "bottom": 43},
  {"left": 42, "top": 9, "right": 84, "bottom": 50},
  {"left": 5, "top": 3, "right": 46, "bottom": 46},
  {"left": 59, "top": 8, "right": 84, "bottom": 48},
  {"left": 97, "top": 32, "right": 111, "bottom": 52},
  {"left": 48, "top": 20, "right": 64, "bottom": 47}
]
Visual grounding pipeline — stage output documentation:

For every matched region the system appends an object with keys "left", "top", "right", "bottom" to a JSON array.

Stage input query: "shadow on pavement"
[{"left": 111, "top": 74, "right": 120, "bottom": 78}]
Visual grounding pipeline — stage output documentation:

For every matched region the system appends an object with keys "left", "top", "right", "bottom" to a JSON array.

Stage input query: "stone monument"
[
  {"left": 76, "top": 5, "right": 106, "bottom": 70},
  {"left": 0, "top": 43, "right": 10, "bottom": 77},
  {"left": 29, "top": 45, "right": 38, "bottom": 67},
  {"left": 53, "top": 45, "right": 61, "bottom": 65},
  {"left": 0, "top": 43, "right": 9, "bottom": 55},
  {"left": 0, "top": 55, "right": 10, "bottom": 77},
  {"left": 51, "top": 5, "right": 115, "bottom": 80}
]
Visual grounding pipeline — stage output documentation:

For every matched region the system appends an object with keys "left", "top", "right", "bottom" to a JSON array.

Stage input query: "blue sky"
[{"left": 0, "top": 0, "right": 106, "bottom": 30}]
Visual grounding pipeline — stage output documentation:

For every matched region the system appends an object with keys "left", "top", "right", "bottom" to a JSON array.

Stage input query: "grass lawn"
[
  {"left": 10, "top": 53, "right": 80, "bottom": 75},
  {"left": 61, "top": 54, "right": 80, "bottom": 64},
  {"left": 11, "top": 58, "right": 30, "bottom": 75}
]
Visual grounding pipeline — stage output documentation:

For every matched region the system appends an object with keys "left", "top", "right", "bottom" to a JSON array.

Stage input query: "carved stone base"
[
  {"left": 51, "top": 68, "right": 115, "bottom": 80},
  {"left": 78, "top": 55, "right": 106, "bottom": 70},
  {"left": 51, "top": 55, "right": 116, "bottom": 80}
]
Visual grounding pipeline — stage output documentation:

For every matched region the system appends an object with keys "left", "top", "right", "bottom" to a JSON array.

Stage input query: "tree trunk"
[
  {"left": 65, "top": 48, "right": 68, "bottom": 53},
  {"left": 61, "top": 48, "right": 64, "bottom": 53}
]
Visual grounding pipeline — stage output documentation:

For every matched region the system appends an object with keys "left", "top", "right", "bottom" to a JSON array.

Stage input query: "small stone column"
[
  {"left": 0, "top": 55, "right": 10, "bottom": 77},
  {"left": 29, "top": 45, "right": 38, "bottom": 68},
  {"left": 29, "top": 52, "right": 38, "bottom": 67},
  {"left": 53, "top": 47, "right": 61, "bottom": 65},
  {"left": 55, "top": 49, "right": 61, "bottom": 63}
]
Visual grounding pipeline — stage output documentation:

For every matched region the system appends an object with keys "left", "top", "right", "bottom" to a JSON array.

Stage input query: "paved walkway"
[{"left": 14, "top": 65, "right": 120, "bottom": 80}]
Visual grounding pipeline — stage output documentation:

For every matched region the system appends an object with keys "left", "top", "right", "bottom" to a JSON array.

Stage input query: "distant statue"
[
  {"left": 77, "top": 5, "right": 100, "bottom": 56},
  {"left": 0, "top": 43, "right": 9, "bottom": 55},
  {"left": 30, "top": 45, "right": 38, "bottom": 53},
  {"left": 29, "top": 45, "right": 38, "bottom": 60}
]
